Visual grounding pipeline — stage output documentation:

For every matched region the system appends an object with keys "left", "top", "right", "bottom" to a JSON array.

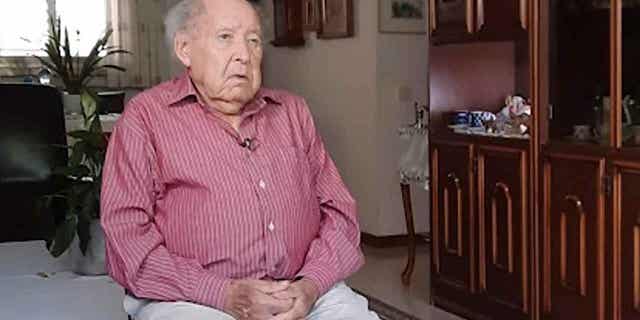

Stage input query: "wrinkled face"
[{"left": 175, "top": 0, "right": 263, "bottom": 115}]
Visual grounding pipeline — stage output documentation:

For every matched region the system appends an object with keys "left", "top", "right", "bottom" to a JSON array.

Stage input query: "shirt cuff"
[
  {"left": 295, "top": 262, "right": 338, "bottom": 296},
  {"left": 190, "top": 271, "right": 230, "bottom": 310}
]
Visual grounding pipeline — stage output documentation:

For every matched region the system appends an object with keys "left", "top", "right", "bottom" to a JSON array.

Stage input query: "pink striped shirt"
[{"left": 100, "top": 72, "right": 364, "bottom": 310}]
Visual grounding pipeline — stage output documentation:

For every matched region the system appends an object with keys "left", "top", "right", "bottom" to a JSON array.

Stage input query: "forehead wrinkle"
[{"left": 200, "top": 0, "right": 261, "bottom": 30}]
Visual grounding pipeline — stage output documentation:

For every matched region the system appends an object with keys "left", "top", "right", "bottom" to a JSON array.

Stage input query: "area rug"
[{"left": 356, "top": 290, "right": 422, "bottom": 320}]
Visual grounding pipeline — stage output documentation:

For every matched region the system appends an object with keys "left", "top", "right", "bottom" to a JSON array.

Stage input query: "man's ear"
[{"left": 174, "top": 32, "right": 192, "bottom": 67}]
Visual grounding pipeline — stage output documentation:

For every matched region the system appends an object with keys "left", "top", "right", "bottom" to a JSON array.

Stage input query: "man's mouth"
[{"left": 230, "top": 74, "right": 249, "bottom": 81}]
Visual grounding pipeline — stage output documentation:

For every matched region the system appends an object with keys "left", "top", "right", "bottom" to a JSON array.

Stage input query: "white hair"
[
  {"left": 164, "top": 0, "right": 204, "bottom": 51},
  {"left": 164, "top": 0, "right": 263, "bottom": 52}
]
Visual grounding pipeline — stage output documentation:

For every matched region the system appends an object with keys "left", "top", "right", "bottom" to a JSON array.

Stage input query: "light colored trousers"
[{"left": 125, "top": 281, "right": 381, "bottom": 320}]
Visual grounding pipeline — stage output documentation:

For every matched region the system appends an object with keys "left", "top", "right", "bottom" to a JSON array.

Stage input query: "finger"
[
  {"left": 271, "top": 289, "right": 299, "bottom": 300},
  {"left": 262, "top": 295, "right": 295, "bottom": 314},
  {"left": 268, "top": 310, "right": 295, "bottom": 320},
  {"left": 269, "top": 301, "right": 305, "bottom": 320},
  {"left": 249, "top": 289, "right": 294, "bottom": 312},
  {"left": 252, "top": 280, "right": 291, "bottom": 294}
]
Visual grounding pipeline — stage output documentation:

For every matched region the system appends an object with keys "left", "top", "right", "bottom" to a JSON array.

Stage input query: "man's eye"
[
  {"left": 248, "top": 38, "right": 261, "bottom": 45},
  {"left": 218, "top": 34, "right": 232, "bottom": 41}
]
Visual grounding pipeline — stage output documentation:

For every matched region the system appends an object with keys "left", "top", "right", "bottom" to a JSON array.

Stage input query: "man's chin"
[{"left": 229, "top": 89, "right": 259, "bottom": 105}]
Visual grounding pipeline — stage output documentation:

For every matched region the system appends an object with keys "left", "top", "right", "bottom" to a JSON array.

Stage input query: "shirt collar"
[{"left": 167, "top": 71, "right": 282, "bottom": 115}]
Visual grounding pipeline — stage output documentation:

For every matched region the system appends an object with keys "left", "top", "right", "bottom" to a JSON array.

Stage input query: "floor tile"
[{"left": 347, "top": 244, "right": 462, "bottom": 320}]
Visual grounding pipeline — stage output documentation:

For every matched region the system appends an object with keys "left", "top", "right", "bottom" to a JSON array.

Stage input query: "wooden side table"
[
  {"left": 397, "top": 103, "right": 429, "bottom": 285},
  {"left": 400, "top": 182, "right": 416, "bottom": 285}
]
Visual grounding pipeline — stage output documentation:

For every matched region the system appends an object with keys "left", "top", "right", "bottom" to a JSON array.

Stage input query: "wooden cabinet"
[
  {"left": 428, "top": 0, "right": 640, "bottom": 320},
  {"left": 430, "top": 0, "right": 475, "bottom": 45},
  {"left": 546, "top": 1, "right": 611, "bottom": 144},
  {"left": 542, "top": 151, "right": 606, "bottom": 320},
  {"left": 429, "top": 0, "right": 527, "bottom": 45},
  {"left": 538, "top": 1, "right": 640, "bottom": 319},
  {"left": 271, "top": 0, "right": 305, "bottom": 47},
  {"left": 477, "top": 145, "right": 530, "bottom": 319},
  {"left": 613, "top": 159, "right": 640, "bottom": 320},
  {"left": 431, "top": 141, "right": 475, "bottom": 297},
  {"left": 475, "top": 0, "right": 528, "bottom": 41},
  {"left": 431, "top": 137, "right": 530, "bottom": 319}
]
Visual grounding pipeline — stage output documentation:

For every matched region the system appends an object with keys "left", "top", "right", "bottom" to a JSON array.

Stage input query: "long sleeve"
[
  {"left": 100, "top": 105, "right": 229, "bottom": 309},
  {"left": 293, "top": 99, "right": 365, "bottom": 295}
]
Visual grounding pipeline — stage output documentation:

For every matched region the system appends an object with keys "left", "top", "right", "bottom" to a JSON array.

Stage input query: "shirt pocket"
[{"left": 264, "top": 145, "right": 319, "bottom": 216}]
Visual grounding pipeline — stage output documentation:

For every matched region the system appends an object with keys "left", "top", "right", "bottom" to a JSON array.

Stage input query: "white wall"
[
  {"left": 375, "top": 32, "right": 430, "bottom": 236},
  {"left": 261, "top": 0, "right": 429, "bottom": 236},
  {"left": 258, "top": 0, "right": 430, "bottom": 236},
  {"left": 259, "top": 0, "right": 380, "bottom": 233}
]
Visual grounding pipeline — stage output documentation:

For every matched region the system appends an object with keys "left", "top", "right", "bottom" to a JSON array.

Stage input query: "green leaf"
[
  {"left": 106, "top": 49, "right": 132, "bottom": 56},
  {"left": 33, "top": 56, "right": 61, "bottom": 77},
  {"left": 53, "top": 165, "right": 91, "bottom": 178},
  {"left": 88, "top": 117, "right": 104, "bottom": 135},
  {"left": 67, "top": 130, "right": 91, "bottom": 140},
  {"left": 48, "top": 215, "right": 78, "bottom": 257},
  {"left": 94, "top": 64, "right": 127, "bottom": 73},
  {"left": 81, "top": 91, "right": 98, "bottom": 123},
  {"left": 69, "top": 141, "right": 86, "bottom": 167},
  {"left": 63, "top": 27, "right": 75, "bottom": 80}
]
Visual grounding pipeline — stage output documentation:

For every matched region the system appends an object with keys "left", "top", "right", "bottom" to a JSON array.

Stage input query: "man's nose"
[{"left": 232, "top": 39, "right": 251, "bottom": 64}]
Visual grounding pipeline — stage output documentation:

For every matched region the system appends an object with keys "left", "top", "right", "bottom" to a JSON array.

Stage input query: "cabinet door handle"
[
  {"left": 447, "top": 172, "right": 460, "bottom": 185},
  {"left": 429, "top": 0, "right": 437, "bottom": 32},
  {"left": 466, "top": 0, "right": 475, "bottom": 33},
  {"left": 444, "top": 172, "right": 463, "bottom": 257},
  {"left": 560, "top": 195, "right": 587, "bottom": 297},
  {"left": 520, "top": 0, "right": 528, "bottom": 30},
  {"left": 475, "top": 0, "right": 484, "bottom": 32}
]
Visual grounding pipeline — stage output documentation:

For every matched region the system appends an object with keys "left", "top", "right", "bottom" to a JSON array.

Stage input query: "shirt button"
[
  {"left": 259, "top": 180, "right": 266, "bottom": 189},
  {"left": 268, "top": 221, "right": 275, "bottom": 231}
]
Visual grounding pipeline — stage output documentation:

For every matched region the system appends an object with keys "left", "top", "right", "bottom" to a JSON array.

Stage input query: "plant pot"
[
  {"left": 62, "top": 92, "right": 82, "bottom": 115},
  {"left": 70, "top": 220, "right": 106, "bottom": 275}
]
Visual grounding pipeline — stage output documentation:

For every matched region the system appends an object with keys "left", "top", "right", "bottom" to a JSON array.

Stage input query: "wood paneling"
[
  {"left": 476, "top": 0, "right": 527, "bottom": 41},
  {"left": 477, "top": 145, "right": 529, "bottom": 318},
  {"left": 543, "top": 152, "right": 606, "bottom": 320},
  {"left": 432, "top": 141, "right": 475, "bottom": 293},
  {"left": 613, "top": 160, "right": 640, "bottom": 320},
  {"left": 430, "top": 0, "right": 477, "bottom": 45},
  {"left": 429, "top": 42, "right": 516, "bottom": 131}
]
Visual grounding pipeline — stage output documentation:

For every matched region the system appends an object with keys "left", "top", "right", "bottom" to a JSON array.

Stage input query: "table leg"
[{"left": 400, "top": 183, "right": 416, "bottom": 285}]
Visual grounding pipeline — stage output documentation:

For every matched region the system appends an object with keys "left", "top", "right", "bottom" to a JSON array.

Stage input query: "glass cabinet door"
[
  {"left": 548, "top": 0, "right": 611, "bottom": 145},
  {"left": 621, "top": 0, "right": 640, "bottom": 148}
]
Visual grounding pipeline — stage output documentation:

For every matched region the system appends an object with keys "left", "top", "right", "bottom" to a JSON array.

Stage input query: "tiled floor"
[{"left": 347, "top": 244, "right": 462, "bottom": 320}]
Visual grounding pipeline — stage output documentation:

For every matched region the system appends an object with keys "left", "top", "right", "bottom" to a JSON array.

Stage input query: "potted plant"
[
  {"left": 39, "top": 91, "right": 108, "bottom": 275},
  {"left": 35, "top": 15, "right": 130, "bottom": 114}
]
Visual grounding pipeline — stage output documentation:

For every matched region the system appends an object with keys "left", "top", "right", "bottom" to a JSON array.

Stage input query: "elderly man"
[{"left": 100, "top": 0, "right": 379, "bottom": 319}]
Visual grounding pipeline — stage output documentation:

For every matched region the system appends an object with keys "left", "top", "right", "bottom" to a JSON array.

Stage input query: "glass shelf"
[
  {"left": 548, "top": 1, "right": 611, "bottom": 146},
  {"left": 621, "top": 1, "right": 640, "bottom": 149}
]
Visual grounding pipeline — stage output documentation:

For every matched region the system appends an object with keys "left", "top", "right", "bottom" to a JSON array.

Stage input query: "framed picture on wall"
[
  {"left": 303, "top": 0, "right": 319, "bottom": 31},
  {"left": 379, "top": 0, "right": 428, "bottom": 34},
  {"left": 317, "top": 0, "right": 354, "bottom": 39}
]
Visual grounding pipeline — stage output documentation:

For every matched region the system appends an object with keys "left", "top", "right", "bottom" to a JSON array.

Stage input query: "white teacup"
[{"left": 573, "top": 125, "right": 592, "bottom": 141}]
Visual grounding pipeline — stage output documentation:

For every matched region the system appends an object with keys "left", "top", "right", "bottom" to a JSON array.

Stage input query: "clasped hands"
[{"left": 223, "top": 278, "right": 319, "bottom": 320}]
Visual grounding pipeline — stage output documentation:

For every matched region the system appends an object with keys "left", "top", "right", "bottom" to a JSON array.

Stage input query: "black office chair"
[{"left": 0, "top": 83, "right": 68, "bottom": 242}]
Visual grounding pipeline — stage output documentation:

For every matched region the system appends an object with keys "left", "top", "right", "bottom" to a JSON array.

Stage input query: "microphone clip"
[{"left": 240, "top": 138, "right": 254, "bottom": 150}]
